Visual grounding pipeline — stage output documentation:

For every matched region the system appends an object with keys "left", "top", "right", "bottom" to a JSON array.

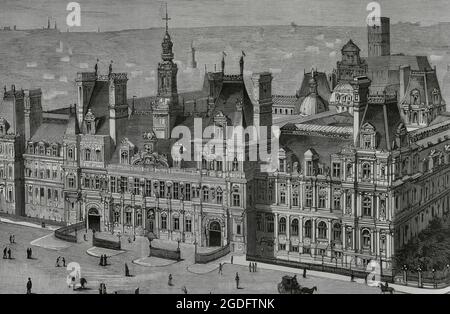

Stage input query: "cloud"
[
  {"left": 269, "top": 68, "right": 282, "bottom": 74},
  {"left": 59, "top": 76, "right": 68, "bottom": 82},
  {"left": 78, "top": 63, "right": 89, "bottom": 69},
  {"left": 305, "top": 46, "right": 320, "bottom": 54},
  {"left": 42, "top": 90, "right": 68, "bottom": 100},
  {"left": 145, "top": 77, "right": 155, "bottom": 82},
  {"left": 283, "top": 52, "right": 293, "bottom": 59},
  {"left": 315, "top": 34, "right": 325, "bottom": 41},
  {"left": 325, "top": 42, "right": 335, "bottom": 49},
  {"left": 26, "top": 62, "right": 37, "bottom": 68},
  {"left": 430, "top": 55, "right": 443, "bottom": 62},
  {"left": 335, "top": 39, "right": 342, "bottom": 45},
  {"left": 329, "top": 51, "right": 337, "bottom": 58},
  {"left": 131, "top": 70, "right": 143, "bottom": 78},
  {"left": 60, "top": 56, "right": 70, "bottom": 62},
  {"left": 126, "top": 62, "right": 136, "bottom": 68},
  {"left": 43, "top": 73, "right": 55, "bottom": 80}
]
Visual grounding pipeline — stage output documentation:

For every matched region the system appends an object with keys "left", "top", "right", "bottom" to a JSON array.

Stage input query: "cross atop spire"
[{"left": 162, "top": 3, "right": 171, "bottom": 33}]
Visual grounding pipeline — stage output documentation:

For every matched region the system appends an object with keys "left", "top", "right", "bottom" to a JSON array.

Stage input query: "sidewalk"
[
  {"left": 198, "top": 254, "right": 450, "bottom": 294},
  {"left": 0, "top": 217, "right": 60, "bottom": 231}
]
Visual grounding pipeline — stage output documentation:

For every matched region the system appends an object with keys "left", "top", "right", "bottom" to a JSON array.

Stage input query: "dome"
[
  {"left": 329, "top": 82, "right": 354, "bottom": 104},
  {"left": 299, "top": 94, "right": 327, "bottom": 116}
]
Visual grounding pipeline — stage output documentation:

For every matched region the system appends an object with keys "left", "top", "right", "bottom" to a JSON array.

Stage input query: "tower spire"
[{"left": 163, "top": 3, "right": 171, "bottom": 34}]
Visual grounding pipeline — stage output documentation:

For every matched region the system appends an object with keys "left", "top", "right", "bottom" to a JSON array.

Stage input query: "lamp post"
[
  {"left": 432, "top": 268, "right": 437, "bottom": 288},
  {"left": 417, "top": 266, "right": 423, "bottom": 288},
  {"left": 403, "top": 264, "right": 408, "bottom": 285}
]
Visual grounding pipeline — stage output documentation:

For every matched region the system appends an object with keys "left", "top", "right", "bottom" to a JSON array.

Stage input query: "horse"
[
  {"left": 300, "top": 286, "right": 318, "bottom": 294},
  {"left": 379, "top": 283, "right": 395, "bottom": 294}
]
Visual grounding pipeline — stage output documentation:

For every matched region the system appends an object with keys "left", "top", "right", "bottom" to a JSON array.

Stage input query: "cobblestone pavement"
[{"left": 0, "top": 222, "right": 383, "bottom": 294}]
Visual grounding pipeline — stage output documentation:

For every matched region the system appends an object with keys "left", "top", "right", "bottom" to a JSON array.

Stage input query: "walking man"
[
  {"left": 26, "top": 278, "right": 32, "bottom": 294},
  {"left": 303, "top": 268, "right": 307, "bottom": 278},
  {"left": 99, "top": 255, "right": 103, "bottom": 266},
  {"left": 62, "top": 257, "right": 66, "bottom": 267},
  {"left": 56, "top": 256, "right": 60, "bottom": 267},
  {"left": 104, "top": 255, "right": 108, "bottom": 265},
  {"left": 249, "top": 262, "right": 252, "bottom": 272},
  {"left": 7, "top": 247, "right": 11, "bottom": 259},
  {"left": 125, "top": 263, "right": 130, "bottom": 277},
  {"left": 3, "top": 247, "right": 7, "bottom": 259},
  {"left": 168, "top": 274, "right": 173, "bottom": 286},
  {"left": 235, "top": 272, "right": 240, "bottom": 289},
  {"left": 218, "top": 263, "right": 223, "bottom": 275},
  {"left": 12, "top": 235, "right": 15, "bottom": 243}
]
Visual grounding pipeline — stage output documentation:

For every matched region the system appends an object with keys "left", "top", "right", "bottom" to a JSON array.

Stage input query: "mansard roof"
[
  {"left": 31, "top": 120, "right": 70, "bottom": 144},
  {"left": 399, "top": 69, "right": 445, "bottom": 109}
]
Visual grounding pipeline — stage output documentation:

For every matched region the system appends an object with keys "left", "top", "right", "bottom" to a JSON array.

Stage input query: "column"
[
  {"left": 342, "top": 224, "right": 346, "bottom": 250},
  {"left": 287, "top": 178, "right": 291, "bottom": 209},
  {"left": 299, "top": 216, "right": 303, "bottom": 243},
  {"left": 274, "top": 212, "right": 279, "bottom": 253},
  {"left": 286, "top": 214, "right": 290, "bottom": 251}
]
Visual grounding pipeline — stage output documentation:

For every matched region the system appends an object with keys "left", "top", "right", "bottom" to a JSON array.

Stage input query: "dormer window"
[
  {"left": 85, "top": 148, "right": 91, "bottom": 161},
  {"left": 52, "top": 145, "right": 58, "bottom": 157},
  {"left": 411, "top": 89, "right": 420, "bottom": 106},
  {"left": 39, "top": 144, "right": 45, "bottom": 155},
  {"left": 84, "top": 109, "right": 96, "bottom": 135},
  {"left": 120, "top": 150, "right": 129, "bottom": 164},
  {"left": 432, "top": 89, "right": 440, "bottom": 105},
  {"left": 360, "top": 122, "right": 376, "bottom": 149}
]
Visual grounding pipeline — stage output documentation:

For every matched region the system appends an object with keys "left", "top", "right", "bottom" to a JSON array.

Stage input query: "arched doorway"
[
  {"left": 146, "top": 209, "right": 155, "bottom": 233},
  {"left": 209, "top": 221, "right": 221, "bottom": 247},
  {"left": 88, "top": 208, "right": 101, "bottom": 232}
]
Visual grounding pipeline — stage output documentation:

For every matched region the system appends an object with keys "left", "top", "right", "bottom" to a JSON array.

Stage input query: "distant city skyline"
[{"left": 1, "top": 0, "right": 450, "bottom": 32}]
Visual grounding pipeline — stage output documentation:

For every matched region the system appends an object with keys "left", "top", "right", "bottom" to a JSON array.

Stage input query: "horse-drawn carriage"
[{"left": 277, "top": 275, "right": 318, "bottom": 294}]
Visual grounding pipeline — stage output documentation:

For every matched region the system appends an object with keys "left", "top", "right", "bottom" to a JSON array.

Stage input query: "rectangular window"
[
  {"left": 233, "top": 194, "right": 240, "bottom": 207},
  {"left": 332, "top": 162, "right": 341, "bottom": 178},
  {"left": 280, "top": 191, "right": 286, "bottom": 204},
  {"left": 125, "top": 212, "right": 132, "bottom": 225},
  {"left": 159, "top": 182, "right": 165, "bottom": 198},
  {"left": 120, "top": 177, "right": 128, "bottom": 193},
  {"left": 279, "top": 159, "right": 285, "bottom": 172},
  {"left": 305, "top": 187, "right": 312, "bottom": 207},
  {"left": 145, "top": 180, "right": 151, "bottom": 196},
  {"left": 134, "top": 178, "right": 140, "bottom": 195},
  {"left": 95, "top": 177, "right": 100, "bottom": 190},
  {"left": 40, "top": 187, "right": 45, "bottom": 205},
  {"left": 110, "top": 177, "right": 116, "bottom": 193},
  {"left": 185, "top": 218, "right": 192, "bottom": 232},
  {"left": 291, "top": 245, "right": 299, "bottom": 253},
  {"left": 303, "top": 247, "right": 311, "bottom": 254},
  {"left": 173, "top": 182, "right": 179, "bottom": 199},
  {"left": 236, "top": 224, "right": 242, "bottom": 235},
  {"left": 185, "top": 184, "right": 191, "bottom": 201},
  {"left": 278, "top": 244, "right": 286, "bottom": 251},
  {"left": 292, "top": 193, "right": 299, "bottom": 207},
  {"left": 161, "top": 215, "right": 167, "bottom": 230},
  {"left": 333, "top": 194, "right": 341, "bottom": 210}
]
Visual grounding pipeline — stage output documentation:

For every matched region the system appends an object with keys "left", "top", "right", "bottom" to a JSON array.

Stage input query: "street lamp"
[
  {"left": 432, "top": 268, "right": 437, "bottom": 288},
  {"left": 403, "top": 264, "right": 408, "bottom": 285},
  {"left": 417, "top": 266, "right": 423, "bottom": 288}
]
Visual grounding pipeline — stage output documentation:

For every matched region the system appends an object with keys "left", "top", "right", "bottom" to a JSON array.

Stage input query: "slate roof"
[{"left": 31, "top": 120, "right": 69, "bottom": 143}]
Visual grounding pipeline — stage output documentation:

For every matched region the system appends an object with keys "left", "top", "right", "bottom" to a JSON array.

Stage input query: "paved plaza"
[{"left": 0, "top": 220, "right": 396, "bottom": 294}]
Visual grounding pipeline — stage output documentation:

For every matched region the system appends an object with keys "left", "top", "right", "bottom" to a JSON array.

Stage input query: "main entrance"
[
  {"left": 146, "top": 209, "right": 155, "bottom": 233},
  {"left": 88, "top": 208, "right": 101, "bottom": 232},
  {"left": 208, "top": 221, "right": 222, "bottom": 247}
]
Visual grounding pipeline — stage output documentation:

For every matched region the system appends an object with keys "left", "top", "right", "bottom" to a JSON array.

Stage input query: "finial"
[{"left": 109, "top": 60, "right": 113, "bottom": 76}]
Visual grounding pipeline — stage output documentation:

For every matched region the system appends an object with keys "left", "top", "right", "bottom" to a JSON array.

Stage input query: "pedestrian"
[
  {"left": 26, "top": 278, "right": 32, "bottom": 294},
  {"left": 83, "top": 233, "right": 87, "bottom": 241},
  {"left": 56, "top": 256, "right": 60, "bottom": 267},
  {"left": 231, "top": 255, "right": 233, "bottom": 264},
  {"left": 134, "top": 287, "right": 139, "bottom": 294},
  {"left": 235, "top": 272, "right": 240, "bottom": 289},
  {"left": 249, "top": 262, "right": 252, "bottom": 272},
  {"left": 3, "top": 247, "right": 7, "bottom": 259},
  {"left": 350, "top": 272, "right": 355, "bottom": 282},
  {"left": 168, "top": 274, "right": 173, "bottom": 286},
  {"left": 182, "top": 286, "right": 188, "bottom": 294},
  {"left": 218, "top": 263, "right": 223, "bottom": 275},
  {"left": 104, "top": 255, "right": 108, "bottom": 265},
  {"left": 62, "top": 257, "right": 66, "bottom": 267},
  {"left": 125, "top": 263, "right": 130, "bottom": 277},
  {"left": 29, "top": 248, "right": 32, "bottom": 259},
  {"left": 303, "top": 268, "right": 307, "bottom": 278},
  {"left": 255, "top": 262, "right": 257, "bottom": 272},
  {"left": 99, "top": 283, "right": 103, "bottom": 295},
  {"left": 9, "top": 235, "right": 12, "bottom": 244},
  {"left": 12, "top": 235, "right": 15, "bottom": 243},
  {"left": 99, "top": 255, "right": 103, "bottom": 266},
  {"left": 26, "top": 248, "right": 30, "bottom": 259},
  {"left": 7, "top": 247, "right": 11, "bottom": 259},
  {"left": 133, "top": 234, "right": 136, "bottom": 242}
]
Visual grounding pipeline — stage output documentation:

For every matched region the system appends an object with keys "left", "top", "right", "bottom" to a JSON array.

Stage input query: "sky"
[{"left": 1, "top": 0, "right": 450, "bottom": 31}]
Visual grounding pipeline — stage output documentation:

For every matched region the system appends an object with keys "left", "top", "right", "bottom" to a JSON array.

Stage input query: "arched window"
[
  {"left": 96, "top": 149, "right": 102, "bottom": 161},
  {"left": 304, "top": 220, "right": 312, "bottom": 238},
  {"left": 318, "top": 221, "right": 327, "bottom": 239},
  {"left": 52, "top": 145, "right": 58, "bottom": 157},
  {"left": 161, "top": 213, "right": 167, "bottom": 230},
  {"left": 291, "top": 219, "right": 299, "bottom": 236},
  {"left": 362, "top": 229, "right": 371, "bottom": 248},
  {"left": 201, "top": 156, "right": 207, "bottom": 169},
  {"left": 279, "top": 217, "right": 286, "bottom": 234},
  {"left": 232, "top": 157, "right": 239, "bottom": 171},
  {"left": 113, "top": 209, "right": 120, "bottom": 224},
  {"left": 39, "top": 145, "right": 45, "bottom": 155},
  {"left": 85, "top": 148, "right": 91, "bottom": 161},
  {"left": 333, "top": 223, "right": 342, "bottom": 243},
  {"left": 68, "top": 148, "right": 74, "bottom": 160},
  {"left": 120, "top": 150, "right": 128, "bottom": 164},
  {"left": 216, "top": 187, "right": 223, "bottom": 204},
  {"left": 362, "top": 196, "right": 372, "bottom": 216}
]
